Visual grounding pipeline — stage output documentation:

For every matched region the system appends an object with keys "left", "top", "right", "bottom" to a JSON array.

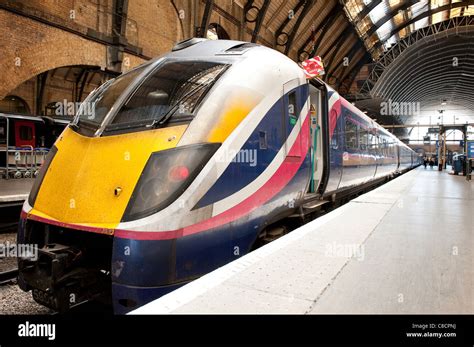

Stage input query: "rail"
[{"left": 0, "top": 268, "right": 18, "bottom": 285}]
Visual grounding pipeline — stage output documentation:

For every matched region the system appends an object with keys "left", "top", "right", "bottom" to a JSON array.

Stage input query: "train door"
[
  {"left": 283, "top": 79, "right": 301, "bottom": 157},
  {"left": 325, "top": 103, "right": 343, "bottom": 193},
  {"left": 309, "top": 83, "right": 323, "bottom": 192},
  {"left": 15, "top": 121, "right": 35, "bottom": 148}
]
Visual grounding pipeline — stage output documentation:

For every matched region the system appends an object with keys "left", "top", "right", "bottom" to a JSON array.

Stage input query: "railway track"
[
  {"left": 0, "top": 203, "right": 21, "bottom": 233},
  {"left": 0, "top": 268, "right": 18, "bottom": 285},
  {"left": 0, "top": 221, "right": 18, "bottom": 233}
]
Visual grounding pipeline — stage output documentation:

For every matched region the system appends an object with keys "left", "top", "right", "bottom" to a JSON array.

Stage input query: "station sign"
[
  {"left": 428, "top": 127, "right": 440, "bottom": 134},
  {"left": 467, "top": 141, "right": 474, "bottom": 159}
]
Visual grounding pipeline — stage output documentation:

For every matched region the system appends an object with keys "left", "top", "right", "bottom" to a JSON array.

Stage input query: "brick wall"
[
  {"left": 126, "top": 0, "right": 183, "bottom": 58},
  {"left": 0, "top": 8, "right": 107, "bottom": 100},
  {"left": 0, "top": 0, "right": 296, "bottom": 114}
]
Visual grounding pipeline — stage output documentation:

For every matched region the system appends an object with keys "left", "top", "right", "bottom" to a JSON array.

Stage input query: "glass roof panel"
[{"left": 343, "top": 0, "right": 474, "bottom": 59}]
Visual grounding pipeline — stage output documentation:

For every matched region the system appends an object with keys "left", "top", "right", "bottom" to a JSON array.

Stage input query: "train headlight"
[
  {"left": 122, "top": 143, "right": 220, "bottom": 222},
  {"left": 28, "top": 146, "right": 58, "bottom": 207}
]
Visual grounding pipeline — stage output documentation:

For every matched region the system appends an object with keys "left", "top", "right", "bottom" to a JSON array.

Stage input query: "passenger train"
[{"left": 17, "top": 38, "right": 421, "bottom": 313}]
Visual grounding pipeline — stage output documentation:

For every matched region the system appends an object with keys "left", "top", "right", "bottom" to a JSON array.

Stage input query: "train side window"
[
  {"left": 19, "top": 126, "right": 33, "bottom": 141},
  {"left": 359, "top": 128, "right": 368, "bottom": 151},
  {"left": 288, "top": 91, "right": 297, "bottom": 118},
  {"left": 376, "top": 135, "right": 382, "bottom": 154},
  {"left": 368, "top": 133, "right": 377, "bottom": 154},
  {"left": 344, "top": 118, "right": 358, "bottom": 150}
]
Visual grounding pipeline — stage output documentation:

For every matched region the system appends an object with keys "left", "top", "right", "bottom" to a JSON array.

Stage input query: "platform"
[
  {"left": 0, "top": 179, "right": 33, "bottom": 204},
  {"left": 131, "top": 167, "right": 474, "bottom": 314}
]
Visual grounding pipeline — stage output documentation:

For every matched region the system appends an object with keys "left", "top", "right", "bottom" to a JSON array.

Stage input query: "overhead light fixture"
[{"left": 461, "top": 73, "right": 474, "bottom": 78}]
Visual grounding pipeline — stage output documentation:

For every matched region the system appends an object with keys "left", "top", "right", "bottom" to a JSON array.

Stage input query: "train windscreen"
[
  {"left": 74, "top": 66, "right": 146, "bottom": 131},
  {"left": 104, "top": 61, "right": 229, "bottom": 132}
]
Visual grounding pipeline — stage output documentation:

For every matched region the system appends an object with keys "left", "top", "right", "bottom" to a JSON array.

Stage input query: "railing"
[{"left": 0, "top": 146, "right": 49, "bottom": 179}]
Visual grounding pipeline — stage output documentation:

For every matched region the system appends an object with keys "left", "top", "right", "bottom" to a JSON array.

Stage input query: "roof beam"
[
  {"left": 364, "top": 0, "right": 418, "bottom": 38},
  {"left": 284, "top": 0, "right": 316, "bottom": 55},
  {"left": 275, "top": 0, "right": 306, "bottom": 47},
  {"left": 309, "top": 7, "right": 342, "bottom": 57},
  {"left": 338, "top": 52, "right": 370, "bottom": 93},
  {"left": 244, "top": 0, "right": 272, "bottom": 43},
  {"left": 318, "top": 22, "right": 351, "bottom": 59},
  {"left": 323, "top": 26, "right": 354, "bottom": 77},
  {"left": 351, "top": 0, "right": 383, "bottom": 23},
  {"left": 297, "top": 2, "right": 340, "bottom": 60},
  {"left": 196, "top": 0, "right": 214, "bottom": 38},
  {"left": 371, "top": 0, "right": 474, "bottom": 53},
  {"left": 327, "top": 36, "right": 362, "bottom": 78}
]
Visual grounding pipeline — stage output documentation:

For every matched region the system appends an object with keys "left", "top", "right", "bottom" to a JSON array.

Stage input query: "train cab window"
[
  {"left": 344, "top": 119, "right": 358, "bottom": 150},
  {"left": 19, "top": 126, "right": 33, "bottom": 141},
  {"left": 75, "top": 66, "right": 146, "bottom": 129},
  {"left": 109, "top": 61, "right": 229, "bottom": 130}
]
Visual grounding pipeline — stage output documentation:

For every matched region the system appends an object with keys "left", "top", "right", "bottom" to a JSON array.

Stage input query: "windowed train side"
[
  {"left": 320, "top": 87, "right": 420, "bottom": 196},
  {"left": 17, "top": 39, "right": 420, "bottom": 314}
]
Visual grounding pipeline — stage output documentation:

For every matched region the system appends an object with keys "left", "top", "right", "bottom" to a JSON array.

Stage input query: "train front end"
[
  {"left": 17, "top": 39, "right": 309, "bottom": 313},
  {"left": 16, "top": 40, "right": 233, "bottom": 313}
]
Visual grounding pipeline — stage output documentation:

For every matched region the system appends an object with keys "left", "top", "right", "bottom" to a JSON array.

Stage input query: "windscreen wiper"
[{"left": 150, "top": 80, "right": 215, "bottom": 128}]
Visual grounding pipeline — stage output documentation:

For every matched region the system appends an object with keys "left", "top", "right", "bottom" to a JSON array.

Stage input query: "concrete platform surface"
[
  {"left": 0, "top": 179, "right": 33, "bottom": 203},
  {"left": 131, "top": 168, "right": 474, "bottom": 314}
]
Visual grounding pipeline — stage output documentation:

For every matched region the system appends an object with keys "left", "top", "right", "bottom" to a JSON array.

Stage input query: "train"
[
  {"left": 17, "top": 38, "right": 421, "bottom": 314},
  {"left": 0, "top": 113, "right": 68, "bottom": 179}
]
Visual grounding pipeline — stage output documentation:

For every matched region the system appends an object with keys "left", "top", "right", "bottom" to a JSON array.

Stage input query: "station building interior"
[{"left": 0, "top": 0, "right": 473, "bottom": 320}]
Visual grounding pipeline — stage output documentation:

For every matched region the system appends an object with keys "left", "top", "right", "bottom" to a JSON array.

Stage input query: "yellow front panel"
[
  {"left": 30, "top": 125, "right": 188, "bottom": 228},
  {"left": 206, "top": 90, "right": 262, "bottom": 143}
]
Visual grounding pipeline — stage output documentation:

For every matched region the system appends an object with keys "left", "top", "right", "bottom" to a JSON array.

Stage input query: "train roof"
[
  {"left": 0, "top": 113, "right": 44, "bottom": 123},
  {"left": 41, "top": 116, "right": 71, "bottom": 125}
]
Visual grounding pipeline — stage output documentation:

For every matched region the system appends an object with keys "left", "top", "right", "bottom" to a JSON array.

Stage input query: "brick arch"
[{"left": 0, "top": 36, "right": 106, "bottom": 100}]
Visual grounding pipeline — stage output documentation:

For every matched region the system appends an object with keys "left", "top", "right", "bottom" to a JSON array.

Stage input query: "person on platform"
[{"left": 429, "top": 158, "right": 435, "bottom": 169}]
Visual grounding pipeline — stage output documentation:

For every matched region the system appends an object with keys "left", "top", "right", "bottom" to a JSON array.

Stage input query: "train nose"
[{"left": 27, "top": 125, "right": 188, "bottom": 228}]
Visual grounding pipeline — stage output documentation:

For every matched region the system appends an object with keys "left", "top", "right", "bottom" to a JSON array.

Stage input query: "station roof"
[
  {"left": 339, "top": 0, "right": 474, "bottom": 120},
  {"left": 243, "top": 0, "right": 474, "bottom": 108},
  {"left": 343, "top": 0, "right": 474, "bottom": 59},
  {"left": 243, "top": 0, "right": 370, "bottom": 89}
]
